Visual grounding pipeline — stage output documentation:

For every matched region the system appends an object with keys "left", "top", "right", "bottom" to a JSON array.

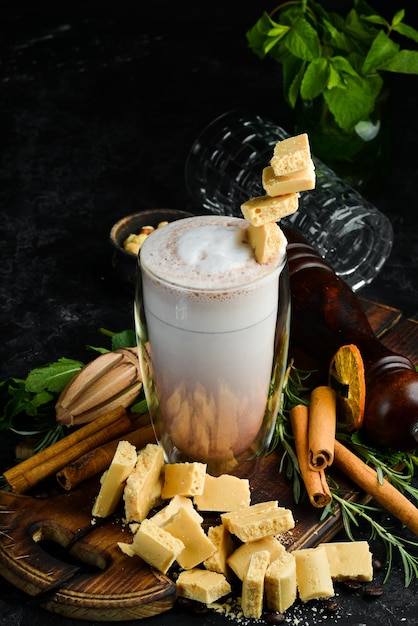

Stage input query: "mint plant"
[{"left": 246, "top": 0, "right": 418, "bottom": 132}]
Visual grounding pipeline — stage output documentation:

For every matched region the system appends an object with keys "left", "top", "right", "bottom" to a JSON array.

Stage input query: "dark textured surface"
[{"left": 1, "top": 4, "right": 418, "bottom": 625}]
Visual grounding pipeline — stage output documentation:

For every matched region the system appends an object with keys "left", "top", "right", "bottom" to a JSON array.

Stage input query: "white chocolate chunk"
[
  {"left": 265, "top": 550, "right": 297, "bottom": 613},
  {"left": 117, "top": 541, "right": 135, "bottom": 557},
  {"left": 92, "top": 440, "right": 137, "bottom": 518},
  {"left": 270, "top": 133, "right": 312, "bottom": 176},
  {"left": 163, "top": 506, "right": 216, "bottom": 569},
  {"left": 131, "top": 518, "right": 185, "bottom": 574},
  {"left": 247, "top": 222, "right": 287, "bottom": 265},
  {"left": 320, "top": 541, "right": 373, "bottom": 581},
  {"left": 123, "top": 443, "right": 164, "bottom": 522},
  {"left": 241, "top": 550, "right": 271, "bottom": 619},
  {"left": 176, "top": 568, "right": 231, "bottom": 604},
  {"left": 227, "top": 536, "right": 285, "bottom": 581},
  {"left": 222, "top": 501, "right": 295, "bottom": 543},
  {"left": 161, "top": 461, "right": 207, "bottom": 499},
  {"left": 149, "top": 494, "right": 203, "bottom": 527},
  {"left": 194, "top": 474, "right": 250, "bottom": 512},
  {"left": 203, "top": 524, "right": 235, "bottom": 577},
  {"left": 241, "top": 192, "right": 298, "bottom": 226},
  {"left": 294, "top": 546, "right": 334, "bottom": 602},
  {"left": 262, "top": 163, "right": 315, "bottom": 196}
]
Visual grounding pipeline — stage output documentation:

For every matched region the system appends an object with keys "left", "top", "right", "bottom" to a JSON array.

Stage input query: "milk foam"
[{"left": 140, "top": 215, "right": 285, "bottom": 290}]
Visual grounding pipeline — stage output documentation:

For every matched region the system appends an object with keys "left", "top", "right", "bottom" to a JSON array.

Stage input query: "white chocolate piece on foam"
[{"left": 247, "top": 221, "right": 287, "bottom": 265}]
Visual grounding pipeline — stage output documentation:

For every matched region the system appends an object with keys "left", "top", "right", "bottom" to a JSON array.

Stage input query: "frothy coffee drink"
[{"left": 136, "top": 215, "right": 288, "bottom": 474}]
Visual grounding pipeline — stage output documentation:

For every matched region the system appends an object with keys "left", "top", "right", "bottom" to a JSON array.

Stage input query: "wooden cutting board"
[{"left": 0, "top": 299, "right": 417, "bottom": 621}]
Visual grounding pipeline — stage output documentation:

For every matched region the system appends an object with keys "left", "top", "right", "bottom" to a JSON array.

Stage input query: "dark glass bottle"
[{"left": 284, "top": 226, "right": 418, "bottom": 451}]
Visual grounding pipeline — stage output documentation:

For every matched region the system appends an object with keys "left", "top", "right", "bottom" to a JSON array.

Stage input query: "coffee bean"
[
  {"left": 326, "top": 601, "right": 340, "bottom": 612},
  {"left": 342, "top": 579, "right": 363, "bottom": 591},
  {"left": 364, "top": 584, "right": 383, "bottom": 598},
  {"left": 372, "top": 556, "right": 384, "bottom": 572},
  {"left": 176, "top": 596, "right": 194, "bottom": 610},
  {"left": 193, "top": 602, "right": 209, "bottom": 614},
  {"left": 266, "top": 611, "right": 286, "bottom": 624}
]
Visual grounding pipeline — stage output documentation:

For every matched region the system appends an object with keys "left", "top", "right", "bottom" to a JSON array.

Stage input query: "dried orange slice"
[{"left": 328, "top": 344, "right": 366, "bottom": 432}]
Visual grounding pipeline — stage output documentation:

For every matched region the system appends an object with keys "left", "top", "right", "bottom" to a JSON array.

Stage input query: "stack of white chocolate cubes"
[{"left": 241, "top": 133, "right": 316, "bottom": 263}]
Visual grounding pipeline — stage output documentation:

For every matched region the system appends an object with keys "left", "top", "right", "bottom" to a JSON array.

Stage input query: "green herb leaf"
[
  {"left": 362, "top": 30, "right": 399, "bottom": 74},
  {"left": 25, "top": 357, "right": 84, "bottom": 394},
  {"left": 378, "top": 49, "right": 418, "bottom": 74},
  {"left": 325, "top": 75, "right": 373, "bottom": 131},
  {"left": 111, "top": 329, "right": 137, "bottom": 350},
  {"left": 285, "top": 17, "right": 322, "bottom": 61},
  {"left": 246, "top": 1, "right": 418, "bottom": 133},
  {"left": 246, "top": 12, "right": 277, "bottom": 59},
  {"left": 300, "top": 58, "right": 329, "bottom": 99},
  {"left": 282, "top": 54, "right": 305, "bottom": 107},
  {"left": 394, "top": 21, "right": 418, "bottom": 45}
]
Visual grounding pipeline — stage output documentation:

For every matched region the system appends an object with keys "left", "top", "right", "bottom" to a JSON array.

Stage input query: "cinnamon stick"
[
  {"left": 56, "top": 423, "right": 155, "bottom": 490},
  {"left": 3, "top": 406, "right": 132, "bottom": 494},
  {"left": 308, "top": 385, "right": 337, "bottom": 471},
  {"left": 334, "top": 440, "right": 418, "bottom": 536},
  {"left": 289, "top": 404, "right": 332, "bottom": 508}
]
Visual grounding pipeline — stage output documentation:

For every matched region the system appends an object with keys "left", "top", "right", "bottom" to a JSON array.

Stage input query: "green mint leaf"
[
  {"left": 361, "top": 14, "right": 389, "bottom": 28},
  {"left": 330, "top": 55, "right": 359, "bottom": 77},
  {"left": 378, "top": 49, "right": 418, "bottom": 74},
  {"left": 325, "top": 75, "right": 374, "bottom": 131},
  {"left": 300, "top": 58, "right": 328, "bottom": 99},
  {"left": 246, "top": 13, "right": 276, "bottom": 59},
  {"left": 392, "top": 9, "right": 406, "bottom": 26},
  {"left": 394, "top": 22, "right": 418, "bottom": 45},
  {"left": 327, "top": 64, "right": 344, "bottom": 90},
  {"left": 285, "top": 17, "right": 322, "bottom": 61},
  {"left": 282, "top": 55, "right": 305, "bottom": 108},
  {"left": 86, "top": 345, "right": 110, "bottom": 354},
  {"left": 25, "top": 357, "right": 84, "bottom": 394},
  {"left": 322, "top": 18, "right": 353, "bottom": 54},
  {"left": 31, "top": 390, "right": 54, "bottom": 409},
  {"left": 111, "top": 329, "right": 137, "bottom": 350},
  {"left": 362, "top": 30, "right": 399, "bottom": 73}
]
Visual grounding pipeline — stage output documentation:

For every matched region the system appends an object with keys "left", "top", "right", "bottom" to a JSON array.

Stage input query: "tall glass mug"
[
  {"left": 185, "top": 110, "right": 393, "bottom": 292},
  {"left": 135, "top": 215, "right": 290, "bottom": 477}
]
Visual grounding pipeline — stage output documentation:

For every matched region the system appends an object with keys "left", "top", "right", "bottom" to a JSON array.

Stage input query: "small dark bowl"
[{"left": 110, "top": 209, "right": 194, "bottom": 288}]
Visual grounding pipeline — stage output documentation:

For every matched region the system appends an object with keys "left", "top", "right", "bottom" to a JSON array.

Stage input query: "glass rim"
[{"left": 137, "top": 215, "right": 288, "bottom": 294}]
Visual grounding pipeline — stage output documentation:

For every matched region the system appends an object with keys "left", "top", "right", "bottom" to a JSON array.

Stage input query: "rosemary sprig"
[
  {"left": 274, "top": 363, "right": 418, "bottom": 586},
  {"left": 338, "top": 430, "right": 418, "bottom": 502},
  {"left": 323, "top": 488, "right": 418, "bottom": 587}
]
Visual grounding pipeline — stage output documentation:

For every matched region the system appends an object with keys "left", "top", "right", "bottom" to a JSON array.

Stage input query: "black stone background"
[{"left": 1, "top": 3, "right": 418, "bottom": 625}]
